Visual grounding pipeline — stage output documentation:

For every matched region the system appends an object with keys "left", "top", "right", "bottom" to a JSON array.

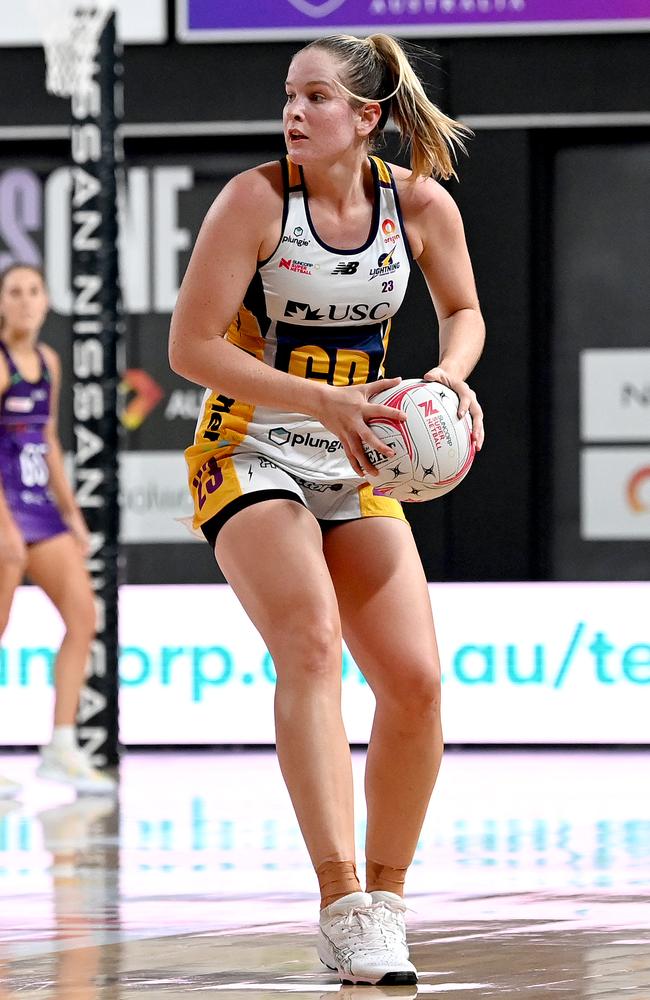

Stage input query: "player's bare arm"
[{"left": 395, "top": 172, "right": 485, "bottom": 449}]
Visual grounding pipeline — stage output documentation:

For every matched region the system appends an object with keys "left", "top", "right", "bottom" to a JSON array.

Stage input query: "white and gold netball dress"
[{"left": 185, "top": 155, "right": 413, "bottom": 541}]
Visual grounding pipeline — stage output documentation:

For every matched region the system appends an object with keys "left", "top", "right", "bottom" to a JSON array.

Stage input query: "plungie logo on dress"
[
  {"left": 282, "top": 226, "right": 310, "bottom": 249},
  {"left": 268, "top": 427, "right": 291, "bottom": 446},
  {"left": 267, "top": 427, "right": 342, "bottom": 454}
]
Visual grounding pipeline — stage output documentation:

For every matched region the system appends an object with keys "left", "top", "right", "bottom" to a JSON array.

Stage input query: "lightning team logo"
[{"left": 368, "top": 246, "right": 400, "bottom": 280}]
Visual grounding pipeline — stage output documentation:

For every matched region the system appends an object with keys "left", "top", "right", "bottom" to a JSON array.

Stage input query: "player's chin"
[{"left": 285, "top": 140, "right": 311, "bottom": 161}]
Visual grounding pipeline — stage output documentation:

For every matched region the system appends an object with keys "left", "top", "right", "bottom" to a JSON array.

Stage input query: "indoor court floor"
[{"left": 0, "top": 749, "right": 648, "bottom": 998}]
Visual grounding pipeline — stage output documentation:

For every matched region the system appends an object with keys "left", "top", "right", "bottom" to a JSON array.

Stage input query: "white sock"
[{"left": 49, "top": 725, "right": 78, "bottom": 751}]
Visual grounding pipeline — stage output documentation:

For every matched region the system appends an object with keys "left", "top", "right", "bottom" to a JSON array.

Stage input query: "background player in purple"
[{"left": 0, "top": 264, "right": 115, "bottom": 798}]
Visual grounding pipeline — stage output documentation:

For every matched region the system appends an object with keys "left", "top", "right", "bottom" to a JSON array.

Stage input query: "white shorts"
[
  {"left": 185, "top": 407, "right": 406, "bottom": 547},
  {"left": 189, "top": 452, "right": 406, "bottom": 546}
]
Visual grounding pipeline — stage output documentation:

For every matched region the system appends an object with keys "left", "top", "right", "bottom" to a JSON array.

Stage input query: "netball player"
[
  {"left": 170, "top": 34, "right": 485, "bottom": 984},
  {"left": 0, "top": 264, "right": 115, "bottom": 797}
]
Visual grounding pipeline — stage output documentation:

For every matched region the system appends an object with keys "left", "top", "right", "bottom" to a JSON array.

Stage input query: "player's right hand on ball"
[{"left": 316, "top": 376, "right": 407, "bottom": 478}]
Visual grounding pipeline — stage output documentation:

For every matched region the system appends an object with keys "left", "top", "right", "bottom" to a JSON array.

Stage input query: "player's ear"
[{"left": 356, "top": 102, "right": 381, "bottom": 137}]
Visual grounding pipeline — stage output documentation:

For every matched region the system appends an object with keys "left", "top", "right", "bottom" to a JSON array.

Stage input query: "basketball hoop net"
[{"left": 31, "top": 1, "right": 114, "bottom": 98}]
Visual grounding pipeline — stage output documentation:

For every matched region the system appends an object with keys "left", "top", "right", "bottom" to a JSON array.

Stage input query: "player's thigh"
[
  {"left": 0, "top": 559, "right": 24, "bottom": 634},
  {"left": 25, "top": 532, "right": 96, "bottom": 635},
  {"left": 215, "top": 498, "right": 342, "bottom": 675},
  {"left": 322, "top": 516, "right": 440, "bottom": 704}
]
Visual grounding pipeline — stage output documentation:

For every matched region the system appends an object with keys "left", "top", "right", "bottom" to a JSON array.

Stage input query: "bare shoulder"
[
  {"left": 391, "top": 165, "right": 461, "bottom": 221},
  {"left": 197, "top": 161, "right": 284, "bottom": 263},
  {"left": 40, "top": 342, "right": 61, "bottom": 375},
  {"left": 388, "top": 164, "right": 465, "bottom": 257},
  {"left": 209, "top": 160, "right": 284, "bottom": 225}
]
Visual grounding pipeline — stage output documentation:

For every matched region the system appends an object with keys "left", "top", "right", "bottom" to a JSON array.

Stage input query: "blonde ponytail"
[
  {"left": 371, "top": 34, "right": 470, "bottom": 180},
  {"left": 302, "top": 33, "right": 471, "bottom": 180}
]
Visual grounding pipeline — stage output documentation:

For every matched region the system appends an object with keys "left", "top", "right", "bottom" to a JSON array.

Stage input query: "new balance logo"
[{"left": 332, "top": 261, "right": 359, "bottom": 275}]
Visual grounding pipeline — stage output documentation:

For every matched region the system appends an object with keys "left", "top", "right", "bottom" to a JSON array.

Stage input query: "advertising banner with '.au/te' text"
[
  {"left": 1, "top": 582, "right": 648, "bottom": 746},
  {"left": 178, "top": 0, "right": 650, "bottom": 41}
]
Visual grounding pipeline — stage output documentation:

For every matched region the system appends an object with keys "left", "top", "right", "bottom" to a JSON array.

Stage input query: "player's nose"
[{"left": 288, "top": 100, "right": 305, "bottom": 121}]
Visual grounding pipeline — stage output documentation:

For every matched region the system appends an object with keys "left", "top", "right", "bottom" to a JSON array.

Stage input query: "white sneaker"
[
  {"left": 317, "top": 890, "right": 417, "bottom": 985},
  {"left": 0, "top": 773, "right": 22, "bottom": 799},
  {"left": 36, "top": 746, "right": 117, "bottom": 796}
]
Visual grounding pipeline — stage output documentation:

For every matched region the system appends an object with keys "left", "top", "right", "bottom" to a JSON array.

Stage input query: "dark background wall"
[{"left": 1, "top": 25, "right": 648, "bottom": 584}]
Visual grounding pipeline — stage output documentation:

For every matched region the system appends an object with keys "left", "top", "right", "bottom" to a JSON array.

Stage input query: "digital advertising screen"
[
  {"left": 2, "top": 582, "right": 648, "bottom": 747},
  {"left": 177, "top": 0, "right": 650, "bottom": 42}
]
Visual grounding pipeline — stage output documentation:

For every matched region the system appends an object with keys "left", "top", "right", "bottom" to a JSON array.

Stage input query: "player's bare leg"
[
  {"left": 26, "top": 532, "right": 114, "bottom": 794},
  {"left": 324, "top": 515, "right": 443, "bottom": 885},
  {"left": 0, "top": 557, "right": 24, "bottom": 642},
  {"left": 0, "top": 558, "right": 26, "bottom": 798},
  {"left": 321, "top": 514, "right": 441, "bottom": 982},
  {"left": 215, "top": 498, "right": 360, "bottom": 900},
  {"left": 26, "top": 532, "right": 96, "bottom": 726}
]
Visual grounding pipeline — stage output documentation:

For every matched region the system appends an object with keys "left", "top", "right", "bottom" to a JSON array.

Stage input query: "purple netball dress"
[{"left": 0, "top": 340, "right": 67, "bottom": 544}]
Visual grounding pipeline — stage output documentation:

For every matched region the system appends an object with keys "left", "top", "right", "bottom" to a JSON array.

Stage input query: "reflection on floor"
[{"left": 0, "top": 750, "right": 649, "bottom": 998}]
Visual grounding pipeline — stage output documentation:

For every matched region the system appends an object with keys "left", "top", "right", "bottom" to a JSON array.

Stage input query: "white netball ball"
[{"left": 365, "top": 379, "right": 475, "bottom": 502}]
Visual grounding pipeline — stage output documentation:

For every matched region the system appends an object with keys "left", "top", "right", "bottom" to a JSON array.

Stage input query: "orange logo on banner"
[
  {"left": 121, "top": 369, "right": 164, "bottom": 430},
  {"left": 626, "top": 466, "right": 650, "bottom": 513}
]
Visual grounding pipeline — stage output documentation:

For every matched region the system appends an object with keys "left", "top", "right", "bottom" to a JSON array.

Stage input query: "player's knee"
[
  {"left": 274, "top": 616, "right": 342, "bottom": 683},
  {"left": 64, "top": 598, "right": 97, "bottom": 643},
  {"left": 407, "top": 670, "right": 441, "bottom": 717},
  {"left": 383, "top": 664, "right": 441, "bottom": 717}
]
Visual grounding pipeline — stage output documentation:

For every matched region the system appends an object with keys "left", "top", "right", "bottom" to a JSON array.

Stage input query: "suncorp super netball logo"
[{"left": 627, "top": 466, "right": 650, "bottom": 513}]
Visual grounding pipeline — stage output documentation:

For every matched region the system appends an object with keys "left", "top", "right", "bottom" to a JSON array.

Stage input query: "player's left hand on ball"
[{"left": 423, "top": 366, "right": 485, "bottom": 452}]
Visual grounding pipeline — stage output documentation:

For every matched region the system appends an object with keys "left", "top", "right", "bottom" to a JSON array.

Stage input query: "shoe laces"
[
  {"left": 369, "top": 899, "right": 408, "bottom": 946},
  {"left": 333, "top": 900, "right": 406, "bottom": 949}
]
